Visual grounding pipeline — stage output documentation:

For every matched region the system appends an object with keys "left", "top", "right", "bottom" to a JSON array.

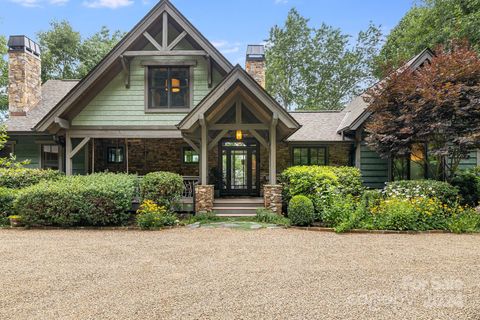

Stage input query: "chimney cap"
[
  {"left": 8, "top": 35, "right": 41, "bottom": 57},
  {"left": 246, "top": 45, "right": 265, "bottom": 61}
]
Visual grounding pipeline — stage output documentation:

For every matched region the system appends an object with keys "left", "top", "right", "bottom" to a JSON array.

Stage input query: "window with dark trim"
[
  {"left": 147, "top": 66, "right": 190, "bottom": 109},
  {"left": 107, "top": 146, "right": 124, "bottom": 164},
  {"left": 182, "top": 147, "right": 199, "bottom": 164},
  {"left": 292, "top": 147, "right": 327, "bottom": 166},
  {"left": 391, "top": 143, "right": 443, "bottom": 181},
  {"left": 41, "top": 144, "right": 59, "bottom": 170}
]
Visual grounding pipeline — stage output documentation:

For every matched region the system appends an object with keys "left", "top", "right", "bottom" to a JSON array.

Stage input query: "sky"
[{"left": 0, "top": 0, "right": 414, "bottom": 65}]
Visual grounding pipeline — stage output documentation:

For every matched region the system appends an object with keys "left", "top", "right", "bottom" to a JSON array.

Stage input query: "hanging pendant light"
[
  {"left": 236, "top": 130, "right": 243, "bottom": 140},
  {"left": 171, "top": 78, "right": 181, "bottom": 93}
]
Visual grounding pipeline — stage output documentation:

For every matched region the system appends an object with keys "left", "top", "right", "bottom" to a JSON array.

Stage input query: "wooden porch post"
[
  {"left": 269, "top": 113, "right": 278, "bottom": 184},
  {"left": 199, "top": 114, "right": 208, "bottom": 185},
  {"left": 66, "top": 132, "right": 72, "bottom": 176}
]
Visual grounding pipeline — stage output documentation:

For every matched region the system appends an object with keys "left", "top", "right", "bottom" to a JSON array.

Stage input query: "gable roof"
[
  {"left": 5, "top": 80, "right": 79, "bottom": 132},
  {"left": 177, "top": 65, "right": 300, "bottom": 132},
  {"left": 337, "top": 48, "right": 435, "bottom": 134},
  {"left": 34, "top": 0, "right": 233, "bottom": 132},
  {"left": 287, "top": 111, "right": 350, "bottom": 142}
]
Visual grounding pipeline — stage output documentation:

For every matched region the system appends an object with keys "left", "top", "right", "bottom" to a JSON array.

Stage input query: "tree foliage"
[
  {"left": 37, "top": 20, "right": 124, "bottom": 81},
  {"left": 366, "top": 42, "right": 480, "bottom": 180},
  {"left": 77, "top": 26, "right": 124, "bottom": 78},
  {"left": 376, "top": 0, "right": 480, "bottom": 77},
  {"left": 37, "top": 20, "right": 81, "bottom": 82},
  {"left": 0, "top": 35, "right": 8, "bottom": 112},
  {"left": 265, "top": 8, "right": 382, "bottom": 110}
]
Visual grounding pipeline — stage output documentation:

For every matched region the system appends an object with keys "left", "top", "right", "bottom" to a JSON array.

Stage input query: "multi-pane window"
[
  {"left": 392, "top": 143, "right": 433, "bottom": 181},
  {"left": 107, "top": 147, "right": 124, "bottom": 164},
  {"left": 183, "top": 147, "right": 199, "bottom": 164},
  {"left": 292, "top": 147, "right": 327, "bottom": 166},
  {"left": 148, "top": 67, "right": 190, "bottom": 109},
  {"left": 0, "top": 143, "right": 14, "bottom": 158},
  {"left": 42, "top": 144, "right": 59, "bottom": 170}
]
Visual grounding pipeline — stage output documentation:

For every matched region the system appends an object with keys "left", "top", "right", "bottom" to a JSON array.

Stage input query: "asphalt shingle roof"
[
  {"left": 5, "top": 80, "right": 79, "bottom": 132},
  {"left": 287, "top": 111, "right": 350, "bottom": 142}
]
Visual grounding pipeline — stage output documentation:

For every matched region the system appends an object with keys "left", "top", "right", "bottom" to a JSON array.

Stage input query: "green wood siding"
[
  {"left": 360, "top": 143, "right": 389, "bottom": 189},
  {"left": 9, "top": 135, "right": 59, "bottom": 169},
  {"left": 72, "top": 56, "right": 223, "bottom": 127},
  {"left": 458, "top": 150, "right": 478, "bottom": 170}
]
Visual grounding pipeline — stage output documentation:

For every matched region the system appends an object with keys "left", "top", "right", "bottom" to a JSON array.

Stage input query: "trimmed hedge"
[
  {"left": 288, "top": 195, "right": 314, "bottom": 226},
  {"left": 281, "top": 166, "right": 363, "bottom": 219},
  {"left": 384, "top": 180, "right": 459, "bottom": 205},
  {"left": 15, "top": 173, "right": 136, "bottom": 227},
  {"left": 140, "top": 171, "right": 184, "bottom": 209},
  {"left": 0, "top": 168, "right": 63, "bottom": 189},
  {"left": 0, "top": 187, "right": 17, "bottom": 218},
  {"left": 451, "top": 169, "right": 480, "bottom": 206}
]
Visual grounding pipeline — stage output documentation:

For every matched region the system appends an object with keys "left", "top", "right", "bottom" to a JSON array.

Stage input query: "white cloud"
[
  {"left": 83, "top": 0, "right": 133, "bottom": 9},
  {"left": 274, "top": 0, "right": 288, "bottom": 4},
  {"left": 212, "top": 40, "right": 242, "bottom": 55},
  {"left": 10, "top": 0, "right": 68, "bottom": 7}
]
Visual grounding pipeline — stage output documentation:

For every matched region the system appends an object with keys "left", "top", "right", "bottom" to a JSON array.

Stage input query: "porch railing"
[{"left": 183, "top": 176, "right": 200, "bottom": 198}]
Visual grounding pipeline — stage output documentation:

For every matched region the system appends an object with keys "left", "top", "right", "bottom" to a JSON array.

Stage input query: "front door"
[{"left": 219, "top": 139, "right": 260, "bottom": 196}]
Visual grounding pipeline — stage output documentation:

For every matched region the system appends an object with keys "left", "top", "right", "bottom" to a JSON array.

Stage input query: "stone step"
[{"left": 213, "top": 207, "right": 258, "bottom": 216}]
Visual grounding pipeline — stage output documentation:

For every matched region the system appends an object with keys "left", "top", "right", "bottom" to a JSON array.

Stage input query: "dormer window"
[{"left": 147, "top": 66, "right": 190, "bottom": 110}]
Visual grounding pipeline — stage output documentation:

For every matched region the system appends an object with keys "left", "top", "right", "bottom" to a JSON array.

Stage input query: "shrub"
[
  {"left": 322, "top": 194, "right": 356, "bottom": 227},
  {"left": 330, "top": 166, "right": 364, "bottom": 197},
  {"left": 362, "top": 189, "right": 384, "bottom": 209},
  {"left": 384, "top": 180, "right": 459, "bottom": 205},
  {"left": 0, "top": 187, "right": 17, "bottom": 219},
  {"left": 136, "top": 200, "right": 178, "bottom": 230},
  {"left": 0, "top": 168, "right": 63, "bottom": 189},
  {"left": 371, "top": 197, "right": 451, "bottom": 231},
  {"left": 447, "top": 209, "right": 480, "bottom": 233},
  {"left": 281, "top": 166, "right": 363, "bottom": 219},
  {"left": 371, "top": 198, "right": 419, "bottom": 231},
  {"left": 255, "top": 208, "right": 290, "bottom": 226},
  {"left": 451, "top": 169, "right": 480, "bottom": 206},
  {"left": 288, "top": 195, "right": 314, "bottom": 226},
  {"left": 15, "top": 173, "right": 136, "bottom": 227},
  {"left": 140, "top": 171, "right": 184, "bottom": 209}
]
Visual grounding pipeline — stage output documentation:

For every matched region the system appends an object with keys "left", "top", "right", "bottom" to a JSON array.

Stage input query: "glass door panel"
[{"left": 230, "top": 149, "right": 247, "bottom": 190}]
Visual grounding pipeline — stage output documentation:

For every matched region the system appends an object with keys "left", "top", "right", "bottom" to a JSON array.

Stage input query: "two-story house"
[{"left": 4, "top": 0, "right": 479, "bottom": 213}]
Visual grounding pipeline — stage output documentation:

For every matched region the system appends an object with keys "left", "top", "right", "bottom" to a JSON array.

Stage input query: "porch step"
[
  {"left": 212, "top": 206, "right": 260, "bottom": 216},
  {"left": 213, "top": 197, "right": 264, "bottom": 208}
]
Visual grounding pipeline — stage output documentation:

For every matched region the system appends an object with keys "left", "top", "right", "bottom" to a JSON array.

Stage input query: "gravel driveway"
[{"left": 1, "top": 228, "right": 479, "bottom": 320}]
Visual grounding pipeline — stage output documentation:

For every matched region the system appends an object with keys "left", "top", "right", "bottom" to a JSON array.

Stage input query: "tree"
[
  {"left": 265, "top": 8, "right": 382, "bottom": 110},
  {"left": 365, "top": 42, "right": 480, "bottom": 181},
  {"left": 0, "top": 35, "right": 8, "bottom": 112},
  {"left": 376, "top": 0, "right": 480, "bottom": 77},
  {"left": 78, "top": 26, "right": 125, "bottom": 78},
  {"left": 37, "top": 20, "right": 81, "bottom": 82}
]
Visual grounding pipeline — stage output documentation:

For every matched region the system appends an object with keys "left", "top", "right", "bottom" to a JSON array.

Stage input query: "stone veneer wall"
[
  {"left": 245, "top": 59, "right": 266, "bottom": 88},
  {"left": 91, "top": 138, "right": 200, "bottom": 176},
  {"left": 264, "top": 185, "right": 283, "bottom": 214},
  {"left": 195, "top": 185, "right": 214, "bottom": 212},
  {"left": 8, "top": 51, "right": 41, "bottom": 116}
]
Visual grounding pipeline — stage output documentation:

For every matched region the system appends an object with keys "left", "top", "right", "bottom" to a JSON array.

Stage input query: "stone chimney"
[
  {"left": 245, "top": 45, "right": 265, "bottom": 88},
  {"left": 8, "top": 35, "right": 41, "bottom": 116}
]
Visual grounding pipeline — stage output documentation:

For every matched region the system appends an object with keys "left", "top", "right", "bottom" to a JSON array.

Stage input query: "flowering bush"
[
  {"left": 136, "top": 200, "right": 178, "bottom": 230},
  {"left": 384, "top": 180, "right": 459, "bottom": 205}
]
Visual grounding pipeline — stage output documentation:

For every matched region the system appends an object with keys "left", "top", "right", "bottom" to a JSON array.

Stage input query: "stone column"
[
  {"left": 264, "top": 184, "right": 283, "bottom": 215},
  {"left": 195, "top": 185, "right": 214, "bottom": 213}
]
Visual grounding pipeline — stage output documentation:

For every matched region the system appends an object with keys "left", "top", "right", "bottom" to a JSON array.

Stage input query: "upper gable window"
[{"left": 147, "top": 66, "right": 190, "bottom": 110}]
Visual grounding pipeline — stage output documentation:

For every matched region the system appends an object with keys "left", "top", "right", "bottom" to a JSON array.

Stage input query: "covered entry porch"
[{"left": 177, "top": 66, "right": 300, "bottom": 213}]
